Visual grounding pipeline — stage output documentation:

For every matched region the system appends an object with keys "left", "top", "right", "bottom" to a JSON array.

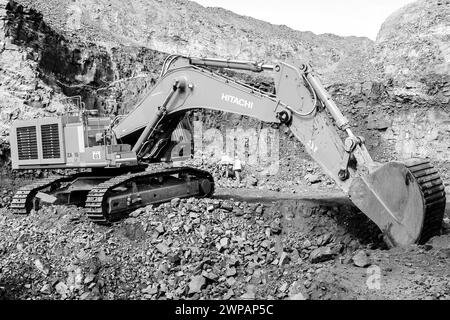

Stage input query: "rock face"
[
  {"left": 16, "top": 0, "right": 379, "bottom": 86},
  {"left": 370, "top": 1, "right": 450, "bottom": 178},
  {"left": 383, "top": 109, "right": 450, "bottom": 162},
  {"left": 0, "top": 0, "right": 166, "bottom": 163},
  {"left": 0, "top": 0, "right": 66, "bottom": 150},
  {"left": 2, "top": 0, "right": 166, "bottom": 111},
  {"left": 375, "top": 0, "right": 450, "bottom": 99}
]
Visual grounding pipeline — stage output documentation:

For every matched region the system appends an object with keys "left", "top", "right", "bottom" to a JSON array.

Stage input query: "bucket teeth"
[
  {"left": 404, "top": 159, "right": 446, "bottom": 244},
  {"left": 348, "top": 158, "right": 446, "bottom": 247}
]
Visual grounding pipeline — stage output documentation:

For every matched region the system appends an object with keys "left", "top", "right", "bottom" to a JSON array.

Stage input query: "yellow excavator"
[{"left": 9, "top": 55, "right": 446, "bottom": 247}]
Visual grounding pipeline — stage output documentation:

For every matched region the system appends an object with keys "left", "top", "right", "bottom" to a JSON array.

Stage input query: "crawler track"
[
  {"left": 405, "top": 159, "right": 447, "bottom": 243},
  {"left": 9, "top": 173, "right": 85, "bottom": 214},
  {"left": 85, "top": 166, "right": 215, "bottom": 224}
]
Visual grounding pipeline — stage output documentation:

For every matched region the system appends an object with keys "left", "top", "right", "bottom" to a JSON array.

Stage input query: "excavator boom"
[{"left": 9, "top": 55, "right": 446, "bottom": 247}]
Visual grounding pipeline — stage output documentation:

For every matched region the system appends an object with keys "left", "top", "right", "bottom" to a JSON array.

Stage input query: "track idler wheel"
[{"left": 348, "top": 159, "right": 446, "bottom": 247}]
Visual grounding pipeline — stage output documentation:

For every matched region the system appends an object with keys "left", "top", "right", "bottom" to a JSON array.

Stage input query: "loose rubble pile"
[
  {"left": 0, "top": 196, "right": 377, "bottom": 300},
  {"left": 1, "top": 195, "right": 449, "bottom": 300},
  {"left": 183, "top": 154, "right": 334, "bottom": 194}
]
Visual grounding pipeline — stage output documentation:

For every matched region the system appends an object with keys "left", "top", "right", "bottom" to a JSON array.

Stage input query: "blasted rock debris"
[
  {"left": 0, "top": 196, "right": 449, "bottom": 300},
  {"left": 0, "top": 198, "right": 365, "bottom": 300}
]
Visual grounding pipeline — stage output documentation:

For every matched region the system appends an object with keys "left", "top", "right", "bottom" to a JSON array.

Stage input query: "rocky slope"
[
  {"left": 15, "top": 0, "right": 379, "bottom": 86},
  {"left": 372, "top": 0, "right": 449, "bottom": 181},
  {"left": 376, "top": 0, "right": 450, "bottom": 96}
]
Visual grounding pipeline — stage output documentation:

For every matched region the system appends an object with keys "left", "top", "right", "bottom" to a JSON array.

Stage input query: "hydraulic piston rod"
[
  {"left": 132, "top": 80, "right": 186, "bottom": 157},
  {"left": 304, "top": 71, "right": 350, "bottom": 130},
  {"left": 189, "top": 57, "right": 275, "bottom": 73}
]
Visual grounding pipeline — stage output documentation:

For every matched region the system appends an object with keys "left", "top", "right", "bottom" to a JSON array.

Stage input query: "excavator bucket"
[{"left": 348, "top": 159, "right": 446, "bottom": 247}]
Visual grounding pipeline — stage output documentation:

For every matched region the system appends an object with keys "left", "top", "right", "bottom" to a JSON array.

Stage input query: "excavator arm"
[
  {"left": 115, "top": 57, "right": 362, "bottom": 189},
  {"left": 113, "top": 55, "right": 446, "bottom": 247},
  {"left": 9, "top": 55, "right": 445, "bottom": 246}
]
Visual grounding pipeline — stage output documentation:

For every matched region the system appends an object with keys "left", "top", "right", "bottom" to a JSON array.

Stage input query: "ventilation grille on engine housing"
[
  {"left": 17, "top": 126, "right": 38, "bottom": 160},
  {"left": 11, "top": 118, "right": 65, "bottom": 169},
  {"left": 41, "top": 123, "right": 61, "bottom": 159}
]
